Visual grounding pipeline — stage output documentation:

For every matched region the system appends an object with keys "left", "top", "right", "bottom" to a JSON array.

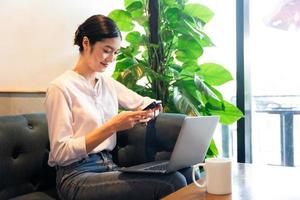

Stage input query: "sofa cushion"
[{"left": 9, "top": 192, "right": 56, "bottom": 200}]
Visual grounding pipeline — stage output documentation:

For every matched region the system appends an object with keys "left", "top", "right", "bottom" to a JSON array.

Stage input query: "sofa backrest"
[{"left": 0, "top": 113, "right": 56, "bottom": 199}]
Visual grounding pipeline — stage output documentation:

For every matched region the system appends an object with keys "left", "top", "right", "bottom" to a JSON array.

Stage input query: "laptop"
[{"left": 118, "top": 116, "right": 219, "bottom": 174}]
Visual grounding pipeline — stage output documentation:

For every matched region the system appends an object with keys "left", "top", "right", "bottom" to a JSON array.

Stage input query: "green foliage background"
[{"left": 109, "top": 0, "right": 243, "bottom": 157}]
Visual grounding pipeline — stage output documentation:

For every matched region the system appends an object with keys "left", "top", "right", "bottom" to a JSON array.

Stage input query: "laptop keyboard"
[{"left": 144, "top": 163, "right": 168, "bottom": 171}]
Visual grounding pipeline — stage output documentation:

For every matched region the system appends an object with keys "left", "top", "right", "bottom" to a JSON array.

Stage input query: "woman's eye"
[{"left": 104, "top": 49, "right": 111, "bottom": 53}]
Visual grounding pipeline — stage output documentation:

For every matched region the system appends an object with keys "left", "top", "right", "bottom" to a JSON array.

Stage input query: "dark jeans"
[{"left": 56, "top": 151, "right": 199, "bottom": 200}]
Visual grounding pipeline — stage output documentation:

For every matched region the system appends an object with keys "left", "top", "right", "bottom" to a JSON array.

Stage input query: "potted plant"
[{"left": 108, "top": 0, "right": 243, "bottom": 157}]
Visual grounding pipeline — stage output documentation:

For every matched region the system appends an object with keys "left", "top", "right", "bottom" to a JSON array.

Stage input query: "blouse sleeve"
[
  {"left": 110, "top": 77, "right": 155, "bottom": 110},
  {"left": 45, "top": 85, "right": 87, "bottom": 166}
]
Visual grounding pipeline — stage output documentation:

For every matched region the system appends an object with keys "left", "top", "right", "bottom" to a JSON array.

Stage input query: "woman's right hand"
[{"left": 110, "top": 110, "right": 153, "bottom": 132}]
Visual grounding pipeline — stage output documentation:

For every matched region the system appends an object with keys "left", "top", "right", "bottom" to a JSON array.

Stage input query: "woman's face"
[{"left": 84, "top": 37, "right": 121, "bottom": 72}]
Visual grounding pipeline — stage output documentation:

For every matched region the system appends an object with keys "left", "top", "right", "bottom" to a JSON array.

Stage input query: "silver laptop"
[{"left": 118, "top": 116, "right": 219, "bottom": 174}]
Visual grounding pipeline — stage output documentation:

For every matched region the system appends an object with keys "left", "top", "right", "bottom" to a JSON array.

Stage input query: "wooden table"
[{"left": 163, "top": 163, "right": 300, "bottom": 200}]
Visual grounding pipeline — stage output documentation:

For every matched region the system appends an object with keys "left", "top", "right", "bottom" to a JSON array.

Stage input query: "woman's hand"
[{"left": 110, "top": 110, "right": 154, "bottom": 132}]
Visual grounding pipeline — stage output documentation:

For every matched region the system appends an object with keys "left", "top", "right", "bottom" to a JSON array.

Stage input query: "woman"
[{"left": 45, "top": 15, "right": 192, "bottom": 200}]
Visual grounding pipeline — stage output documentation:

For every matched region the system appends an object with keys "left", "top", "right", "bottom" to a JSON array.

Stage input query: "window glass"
[{"left": 250, "top": 0, "right": 300, "bottom": 166}]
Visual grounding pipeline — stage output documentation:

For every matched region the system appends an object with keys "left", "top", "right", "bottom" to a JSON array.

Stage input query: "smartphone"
[{"left": 142, "top": 100, "right": 162, "bottom": 110}]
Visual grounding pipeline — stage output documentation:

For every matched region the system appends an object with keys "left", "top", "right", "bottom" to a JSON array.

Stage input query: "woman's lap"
[
  {"left": 56, "top": 152, "right": 194, "bottom": 200},
  {"left": 58, "top": 170, "right": 186, "bottom": 200}
]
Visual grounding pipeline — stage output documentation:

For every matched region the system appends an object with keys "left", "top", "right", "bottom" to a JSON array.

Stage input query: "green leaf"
[
  {"left": 126, "top": 1, "right": 144, "bottom": 18},
  {"left": 165, "top": 7, "right": 181, "bottom": 26},
  {"left": 177, "top": 35, "right": 203, "bottom": 60},
  {"left": 194, "top": 75, "right": 219, "bottom": 101},
  {"left": 183, "top": 3, "right": 214, "bottom": 24},
  {"left": 177, "top": 78, "right": 201, "bottom": 101},
  {"left": 173, "top": 87, "right": 201, "bottom": 116},
  {"left": 116, "top": 53, "right": 126, "bottom": 61},
  {"left": 108, "top": 10, "right": 134, "bottom": 32},
  {"left": 209, "top": 101, "right": 244, "bottom": 125},
  {"left": 197, "top": 31, "right": 215, "bottom": 47},
  {"left": 175, "top": 50, "right": 189, "bottom": 62},
  {"left": 115, "top": 58, "right": 135, "bottom": 71},
  {"left": 125, "top": 0, "right": 142, "bottom": 7},
  {"left": 135, "top": 15, "right": 148, "bottom": 27},
  {"left": 162, "top": 0, "right": 179, "bottom": 7},
  {"left": 125, "top": 31, "right": 142, "bottom": 44},
  {"left": 180, "top": 61, "right": 200, "bottom": 75},
  {"left": 206, "top": 85, "right": 224, "bottom": 101},
  {"left": 126, "top": 1, "right": 143, "bottom": 12},
  {"left": 182, "top": 19, "right": 215, "bottom": 47},
  {"left": 198, "top": 63, "right": 233, "bottom": 86},
  {"left": 119, "top": 45, "right": 139, "bottom": 58},
  {"left": 206, "top": 139, "right": 219, "bottom": 157},
  {"left": 161, "top": 29, "right": 174, "bottom": 42}
]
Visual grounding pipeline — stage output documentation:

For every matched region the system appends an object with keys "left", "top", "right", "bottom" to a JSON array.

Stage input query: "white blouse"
[{"left": 45, "top": 70, "right": 154, "bottom": 167}]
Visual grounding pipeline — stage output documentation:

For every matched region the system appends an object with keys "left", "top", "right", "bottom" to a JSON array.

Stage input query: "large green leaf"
[
  {"left": 209, "top": 101, "right": 244, "bottom": 125},
  {"left": 194, "top": 75, "right": 224, "bottom": 111},
  {"left": 176, "top": 78, "right": 201, "bottom": 102},
  {"left": 173, "top": 87, "right": 201, "bottom": 116},
  {"left": 206, "top": 84, "right": 224, "bottom": 101},
  {"left": 164, "top": 7, "right": 181, "bottom": 27},
  {"left": 183, "top": 3, "right": 214, "bottom": 24},
  {"left": 108, "top": 10, "right": 134, "bottom": 32},
  {"left": 194, "top": 75, "right": 219, "bottom": 101},
  {"left": 176, "top": 35, "right": 203, "bottom": 61},
  {"left": 198, "top": 63, "right": 233, "bottom": 86},
  {"left": 182, "top": 19, "right": 215, "bottom": 47}
]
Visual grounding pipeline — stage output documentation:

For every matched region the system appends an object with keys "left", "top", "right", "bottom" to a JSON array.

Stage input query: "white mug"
[{"left": 192, "top": 157, "right": 232, "bottom": 195}]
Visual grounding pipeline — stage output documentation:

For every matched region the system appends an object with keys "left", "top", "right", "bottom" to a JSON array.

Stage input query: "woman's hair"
[{"left": 74, "top": 15, "right": 122, "bottom": 52}]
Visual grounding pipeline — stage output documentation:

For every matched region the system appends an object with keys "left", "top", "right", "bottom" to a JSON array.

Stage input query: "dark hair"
[{"left": 74, "top": 15, "right": 122, "bottom": 52}]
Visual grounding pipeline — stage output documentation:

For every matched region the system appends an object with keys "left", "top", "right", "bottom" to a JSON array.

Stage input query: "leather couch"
[{"left": 0, "top": 113, "right": 185, "bottom": 200}]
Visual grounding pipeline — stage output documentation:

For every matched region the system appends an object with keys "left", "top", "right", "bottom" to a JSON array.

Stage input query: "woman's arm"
[{"left": 45, "top": 85, "right": 87, "bottom": 166}]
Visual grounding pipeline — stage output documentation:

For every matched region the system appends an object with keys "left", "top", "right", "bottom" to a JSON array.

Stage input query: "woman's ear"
[{"left": 82, "top": 36, "right": 90, "bottom": 52}]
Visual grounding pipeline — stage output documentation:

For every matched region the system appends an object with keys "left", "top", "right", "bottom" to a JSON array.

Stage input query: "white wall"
[{"left": 0, "top": 0, "right": 123, "bottom": 92}]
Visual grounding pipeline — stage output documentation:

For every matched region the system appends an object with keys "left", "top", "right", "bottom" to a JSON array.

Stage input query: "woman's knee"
[{"left": 165, "top": 171, "right": 187, "bottom": 191}]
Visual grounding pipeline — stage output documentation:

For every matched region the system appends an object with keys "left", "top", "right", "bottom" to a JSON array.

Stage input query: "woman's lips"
[{"left": 100, "top": 62, "right": 108, "bottom": 67}]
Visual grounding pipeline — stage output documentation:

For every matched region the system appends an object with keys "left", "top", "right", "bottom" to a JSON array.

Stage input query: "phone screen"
[{"left": 142, "top": 100, "right": 162, "bottom": 110}]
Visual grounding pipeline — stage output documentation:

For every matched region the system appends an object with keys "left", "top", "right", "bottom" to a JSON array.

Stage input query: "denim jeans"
[{"left": 56, "top": 151, "right": 199, "bottom": 200}]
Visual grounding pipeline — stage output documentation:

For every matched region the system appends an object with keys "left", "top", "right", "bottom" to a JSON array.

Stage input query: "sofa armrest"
[
  {"left": 113, "top": 113, "right": 186, "bottom": 167},
  {"left": 0, "top": 113, "right": 57, "bottom": 200}
]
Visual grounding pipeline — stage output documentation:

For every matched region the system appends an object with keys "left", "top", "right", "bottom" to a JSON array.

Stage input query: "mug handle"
[{"left": 192, "top": 163, "right": 206, "bottom": 188}]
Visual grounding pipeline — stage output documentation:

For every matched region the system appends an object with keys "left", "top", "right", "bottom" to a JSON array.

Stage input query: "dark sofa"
[{"left": 0, "top": 113, "right": 185, "bottom": 200}]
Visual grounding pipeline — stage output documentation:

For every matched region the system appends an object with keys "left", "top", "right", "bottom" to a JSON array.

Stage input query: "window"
[{"left": 249, "top": 0, "right": 300, "bottom": 166}]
